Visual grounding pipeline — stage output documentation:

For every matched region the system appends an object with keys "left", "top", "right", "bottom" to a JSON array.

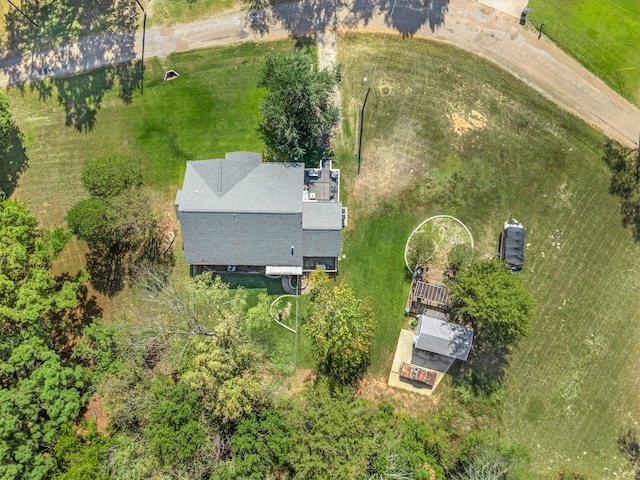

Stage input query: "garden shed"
[{"left": 413, "top": 309, "right": 474, "bottom": 361}]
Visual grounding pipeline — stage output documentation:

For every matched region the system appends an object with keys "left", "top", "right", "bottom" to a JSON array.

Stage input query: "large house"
[{"left": 175, "top": 152, "right": 344, "bottom": 275}]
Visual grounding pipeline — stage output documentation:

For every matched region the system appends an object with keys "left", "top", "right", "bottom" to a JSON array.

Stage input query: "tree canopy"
[
  {"left": 66, "top": 158, "right": 163, "bottom": 296},
  {"left": 0, "top": 337, "right": 85, "bottom": 480},
  {"left": 258, "top": 50, "right": 341, "bottom": 164},
  {"left": 67, "top": 189, "right": 157, "bottom": 250},
  {"left": 449, "top": 259, "right": 536, "bottom": 348},
  {"left": 603, "top": 140, "right": 640, "bottom": 239},
  {"left": 80, "top": 155, "right": 143, "bottom": 198},
  {"left": 0, "top": 200, "right": 88, "bottom": 480},
  {"left": 0, "top": 200, "right": 84, "bottom": 340},
  {"left": 304, "top": 270, "right": 375, "bottom": 384}
]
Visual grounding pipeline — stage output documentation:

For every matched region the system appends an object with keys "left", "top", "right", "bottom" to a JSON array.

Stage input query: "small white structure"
[
  {"left": 413, "top": 309, "right": 474, "bottom": 361},
  {"left": 164, "top": 70, "right": 180, "bottom": 81}
]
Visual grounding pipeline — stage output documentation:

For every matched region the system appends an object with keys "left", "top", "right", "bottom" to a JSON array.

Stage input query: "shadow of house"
[{"left": 175, "top": 152, "right": 344, "bottom": 276}]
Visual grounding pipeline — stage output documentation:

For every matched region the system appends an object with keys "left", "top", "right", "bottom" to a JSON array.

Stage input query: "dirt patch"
[
  {"left": 351, "top": 120, "right": 426, "bottom": 214},
  {"left": 82, "top": 394, "right": 110, "bottom": 436},
  {"left": 449, "top": 103, "right": 487, "bottom": 136},
  {"left": 356, "top": 375, "right": 440, "bottom": 412}
]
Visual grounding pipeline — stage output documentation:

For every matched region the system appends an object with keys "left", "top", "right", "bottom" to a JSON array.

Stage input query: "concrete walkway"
[{"left": 0, "top": 0, "right": 638, "bottom": 147}]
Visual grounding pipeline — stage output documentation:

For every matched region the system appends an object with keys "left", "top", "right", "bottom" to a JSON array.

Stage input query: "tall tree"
[
  {"left": 258, "top": 50, "right": 341, "bottom": 164},
  {"left": 449, "top": 259, "right": 536, "bottom": 348},
  {"left": 0, "top": 337, "right": 85, "bottom": 480},
  {"left": 0, "top": 200, "right": 87, "bottom": 480},
  {"left": 304, "top": 269, "right": 375, "bottom": 384},
  {"left": 99, "top": 272, "right": 266, "bottom": 478},
  {"left": 144, "top": 382, "right": 206, "bottom": 465},
  {"left": 67, "top": 188, "right": 157, "bottom": 250},
  {"left": 0, "top": 199, "right": 84, "bottom": 341}
]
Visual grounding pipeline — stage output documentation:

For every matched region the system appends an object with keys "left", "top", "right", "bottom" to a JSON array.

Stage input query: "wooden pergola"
[{"left": 405, "top": 279, "right": 451, "bottom": 313}]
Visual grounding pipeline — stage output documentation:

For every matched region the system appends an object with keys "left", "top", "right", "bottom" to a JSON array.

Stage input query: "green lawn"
[
  {"left": 338, "top": 34, "right": 639, "bottom": 477},
  {"left": 149, "top": 0, "right": 239, "bottom": 27},
  {"left": 8, "top": 40, "right": 296, "bottom": 225},
  {"left": 526, "top": 0, "right": 640, "bottom": 107},
  {"left": 7, "top": 38, "right": 311, "bottom": 365},
  {"left": 8, "top": 31, "right": 640, "bottom": 477}
]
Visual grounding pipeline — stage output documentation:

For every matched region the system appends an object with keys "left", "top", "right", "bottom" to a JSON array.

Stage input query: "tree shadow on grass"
[
  {"left": 447, "top": 338, "right": 509, "bottom": 396},
  {"left": 602, "top": 140, "right": 640, "bottom": 241},
  {"left": 243, "top": 0, "right": 449, "bottom": 38},
  {"left": 0, "top": 123, "right": 28, "bottom": 197},
  {"left": 85, "top": 245, "right": 126, "bottom": 298},
  {"left": 85, "top": 238, "right": 174, "bottom": 298},
  {"left": 0, "top": 0, "right": 141, "bottom": 132}
]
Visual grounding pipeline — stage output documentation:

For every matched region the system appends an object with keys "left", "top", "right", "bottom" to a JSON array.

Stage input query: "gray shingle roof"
[
  {"left": 175, "top": 152, "right": 343, "bottom": 267},
  {"left": 177, "top": 153, "right": 304, "bottom": 213},
  {"left": 302, "top": 202, "right": 343, "bottom": 230},
  {"left": 414, "top": 310, "right": 474, "bottom": 361},
  {"left": 302, "top": 230, "right": 342, "bottom": 258},
  {"left": 178, "top": 211, "right": 303, "bottom": 266}
]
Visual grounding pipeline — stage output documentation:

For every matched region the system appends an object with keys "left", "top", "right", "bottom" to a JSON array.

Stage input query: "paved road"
[{"left": 1, "top": 0, "right": 638, "bottom": 147}]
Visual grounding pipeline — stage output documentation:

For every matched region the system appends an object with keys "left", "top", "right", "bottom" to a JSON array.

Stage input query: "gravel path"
[{"left": 0, "top": 0, "right": 637, "bottom": 147}]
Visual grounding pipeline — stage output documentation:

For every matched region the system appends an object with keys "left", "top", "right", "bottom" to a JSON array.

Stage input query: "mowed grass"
[
  {"left": 7, "top": 38, "right": 316, "bottom": 366},
  {"left": 526, "top": 0, "right": 640, "bottom": 106},
  {"left": 150, "top": 0, "right": 239, "bottom": 26},
  {"left": 6, "top": 40, "right": 294, "bottom": 315},
  {"left": 9, "top": 40, "right": 295, "bottom": 221},
  {"left": 8, "top": 29, "right": 640, "bottom": 476},
  {"left": 338, "top": 34, "right": 640, "bottom": 477}
]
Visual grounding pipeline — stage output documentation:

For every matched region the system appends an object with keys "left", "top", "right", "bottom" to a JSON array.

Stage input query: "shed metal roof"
[{"left": 414, "top": 310, "right": 474, "bottom": 361}]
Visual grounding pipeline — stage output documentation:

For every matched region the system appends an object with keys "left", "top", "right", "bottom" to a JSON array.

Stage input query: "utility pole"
[{"left": 357, "top": 81, "right": 371, "bottom": 175}]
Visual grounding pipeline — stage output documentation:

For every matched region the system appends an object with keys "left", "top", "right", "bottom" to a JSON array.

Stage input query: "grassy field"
[
  {"left": 337, "top": 34, "right": 640, "bottom": 477},
  {"left": 6, "top": 40, "right": 293, "bottom": 316},
  {"left": 149, "top": 0, "right": 240, "bottom": 27},
  {"left": 526, "top": 0, "right": 640, "bottom": 107},
  {"left": 8, "top": 30, "right": 640, "bottom": 477}
]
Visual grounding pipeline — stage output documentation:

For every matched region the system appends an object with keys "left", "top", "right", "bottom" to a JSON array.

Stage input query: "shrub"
[{"left": 81, "top": 155, "right": 143, "bottom": 197}]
